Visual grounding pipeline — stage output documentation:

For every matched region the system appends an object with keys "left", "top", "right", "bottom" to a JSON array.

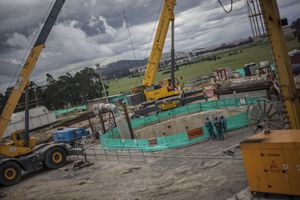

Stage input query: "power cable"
[{"left": 217, "top": 0, "right": 233, "bottom": 13}]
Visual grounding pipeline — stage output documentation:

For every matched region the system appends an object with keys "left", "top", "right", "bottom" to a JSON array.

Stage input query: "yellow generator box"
[{"left": 240, "top": 130, "right": 300, "bottom": 196}]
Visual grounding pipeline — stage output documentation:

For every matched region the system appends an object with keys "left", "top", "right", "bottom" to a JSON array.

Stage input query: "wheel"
[
  {"left": 44, "top": 146, "right": 67, "bottom": 169},
  {"left": 0, "top": 161, "right": 22, "bottom": 186},
  {"left": 247, "top": 98, "right": 288, "bottom": 133}
]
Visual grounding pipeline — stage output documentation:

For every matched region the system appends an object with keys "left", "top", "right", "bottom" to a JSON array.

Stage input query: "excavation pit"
[{"left": 100, "top": 98, "right": 260, "bottom": 152}]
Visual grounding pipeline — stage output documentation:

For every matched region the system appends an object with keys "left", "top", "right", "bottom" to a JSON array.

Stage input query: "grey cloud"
[{"left": 0, "top": 0, "right": 299, "bottom": 92}]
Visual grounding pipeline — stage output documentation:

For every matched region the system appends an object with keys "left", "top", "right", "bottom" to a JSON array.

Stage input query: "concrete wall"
[
  {"left": 220, "top": 90, "right": 267, "bottom": 99},
  {"left": 4, "top": 106, "right": 56, "bottom": 137},
  {"left": 134, "top": 108, "right": 245, "bottom": 139}
]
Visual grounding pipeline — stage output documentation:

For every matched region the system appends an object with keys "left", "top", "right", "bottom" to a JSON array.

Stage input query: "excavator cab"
[
  {"left": 11, "top": 130, "right": 36, "bottom": 148},
  {"left": 143, "top": 78, "right": 181, "bottom": 101},
  {"left": 0, "top": 130, "right": 36, "bottom": 157}
]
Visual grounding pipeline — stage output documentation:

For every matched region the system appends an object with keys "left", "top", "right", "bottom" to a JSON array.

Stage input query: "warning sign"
[{"left": 270, "top": 160, "right": 280, "bottom": 172}]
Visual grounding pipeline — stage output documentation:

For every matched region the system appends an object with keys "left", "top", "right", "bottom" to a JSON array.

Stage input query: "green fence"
[
  {"left": 101, "top": 112, "right": 249, "bottom": 152},
  {"left": 55, "top": 105, "right": 87, "bottom": 117},
  {"left": 131, "top": 97, "right": 259, "bottom": 129},
  {"left": 100, "top": 97, "right": 259, "bottom": 152},
  {"left": 108, "top": 94, "right": 128, "bottom": 104}
]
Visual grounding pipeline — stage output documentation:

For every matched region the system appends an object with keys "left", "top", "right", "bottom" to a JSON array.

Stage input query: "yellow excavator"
[
  {"left": 131, "top": 0, "right": 182, "bottom": 102},
  {"left": 0, "top": 0, "right": 80, "bottom": 186}
]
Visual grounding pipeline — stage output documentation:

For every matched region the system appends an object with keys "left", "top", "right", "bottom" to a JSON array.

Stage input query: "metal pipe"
[
  {"left": 87, "top": 115, "right": 95, "bottom": 134},
  {"left": 122, "top": 103, "right": 135, "bottom": 139},
  {"left": 111, "top": 111, "right": 116, "bottom": 127},
  {"left": 92, "top": 103, "right": 119, "bottom": 116},
  {"left": 98, "top": 114, "right": 106, "bottom": 133},
  {"left": 96, "top": 65, "right": 108, "bottom": 103},
  {"left": 170, "top": 19, "right": 175, "bottom": 88},
  {"left": 24, "top": 86, "right": 30, "bottom": 147}
]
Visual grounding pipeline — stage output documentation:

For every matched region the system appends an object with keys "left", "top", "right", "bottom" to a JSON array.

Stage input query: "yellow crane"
[
  {"left": 134, "top": 0, "right": 300, "bottom": 194},
  {"left": 131, "top": 0, "right": 182, "bottom": 101},
  {"left": 0, "top": 0, "right": 76, "bottom": 186},
  {"left": 240, "top": 0, "right": 300, "bottom": 196},
  {"left": 259, "top": 0, "right": 300, "bottom": 129},
  {"left": 136, "top": 0, "right": 300, "bottom": 125}
]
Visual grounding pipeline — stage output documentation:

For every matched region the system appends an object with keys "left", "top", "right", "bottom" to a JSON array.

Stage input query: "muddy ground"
[{"left": 1, "top": 127, "right": 298, "bottom": 200}]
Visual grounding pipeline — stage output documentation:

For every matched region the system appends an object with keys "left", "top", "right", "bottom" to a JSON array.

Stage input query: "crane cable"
[
  {"left": 144, "top": 0, "right": 164, "bottom": 60},
  {"left": 218, "top": 0, "right": 233, "bottom": 13},
  {"left": 120, "top": 0, "right": 138, "bottom": 69}
]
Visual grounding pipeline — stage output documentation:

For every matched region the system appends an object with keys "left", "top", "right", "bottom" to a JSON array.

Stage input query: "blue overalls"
[
  {"left": 214, "top": 118, "right": 224, "bottom": 141},
  {"left": 205, "top": 119, "right": 217, "bottom": 141},
  {"left": 220, "top": 116, "right": 227, "bottom": 133}
]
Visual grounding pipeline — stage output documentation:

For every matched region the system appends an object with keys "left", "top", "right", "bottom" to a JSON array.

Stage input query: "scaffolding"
[{"left": 245, "top": 0, "right": 266, "bottom": 38}]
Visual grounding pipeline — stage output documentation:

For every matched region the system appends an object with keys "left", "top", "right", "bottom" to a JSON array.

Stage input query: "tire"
[
  {"left": 44, "top": 146, "right": 67, "bottom": 169},
  {"left": 0, "top": 161, "right": 22, "bottom": 186}
]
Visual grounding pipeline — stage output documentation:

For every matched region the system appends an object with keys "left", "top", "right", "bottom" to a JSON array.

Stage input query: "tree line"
[{"left": 0, "top": 67, "right": 108, "bottom": 113}]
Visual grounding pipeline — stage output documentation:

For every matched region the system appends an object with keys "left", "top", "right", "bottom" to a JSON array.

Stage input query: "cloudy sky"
[{"left": 0, "top": 0, "right": 300, "bottom": 92}]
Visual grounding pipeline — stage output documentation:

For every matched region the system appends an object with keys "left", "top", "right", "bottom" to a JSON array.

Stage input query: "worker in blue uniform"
[
  {"left": 219, "top": 115, "right": 227, "bottom": 133},
  {"left": 214, "top": 116, "right": 224, "bottom": 141},
  {"left": 205, "top": 116, "right": 217, "bottom": 141}
]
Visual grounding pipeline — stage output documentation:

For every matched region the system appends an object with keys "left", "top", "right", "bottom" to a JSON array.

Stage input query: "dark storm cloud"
[{"left": 0, "top": 0, "right": 300, "bottom": 92}]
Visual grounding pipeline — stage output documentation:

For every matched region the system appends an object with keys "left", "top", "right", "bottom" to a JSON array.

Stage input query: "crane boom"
[
  {"left": 131, "top": 0, "right": 180, "bottom": 101},
  {"left": 143, "top": 0, "right": 176, "bottom": 86},
  {"left": 0, "top": 0, "right": 65, "bottom": 138}
]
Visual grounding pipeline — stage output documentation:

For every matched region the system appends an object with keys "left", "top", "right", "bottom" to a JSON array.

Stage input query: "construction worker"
[
  {"left": 219, "top": 115, "right": 227, "bottom": 133},
  {"left": 205, "top": 116, "right": 217, "bottom": 141},
  {"left": 214, "top": 116, "right": 224, "bottom": 141}
]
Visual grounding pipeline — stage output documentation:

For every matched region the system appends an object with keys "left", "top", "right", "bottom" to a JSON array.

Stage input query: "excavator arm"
[{"left": 0, "top": 0, "right": 65, "bottom": 138}]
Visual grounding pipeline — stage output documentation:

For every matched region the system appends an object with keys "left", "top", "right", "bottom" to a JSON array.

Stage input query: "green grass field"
[{"left": 108, "top": 39, "right": 299, "bottom": 95}]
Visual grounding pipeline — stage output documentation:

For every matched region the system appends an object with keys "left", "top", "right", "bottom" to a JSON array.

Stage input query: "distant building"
[
  {"left": 189, "top": 38, "right": 253, "bottom": 58},
  {"left": 283, "top": 26, "right": 295, "bottom": 34},
  {"left": 289, "top": 49, "right": 300, "bottom": 74},
  {"left": 129, "top": 65, "right": 146, "bottom": 74}
]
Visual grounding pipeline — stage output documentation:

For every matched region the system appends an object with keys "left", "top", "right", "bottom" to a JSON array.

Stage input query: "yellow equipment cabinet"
[{"left": 240, "top": 130, "right": 300, "bottom": 196}]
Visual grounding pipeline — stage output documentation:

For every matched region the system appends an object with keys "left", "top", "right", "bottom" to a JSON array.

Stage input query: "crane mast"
[
  {"left": 0, "top": 0, "right": 65, "bottom": 138},
  {"left": 259, "top": 0, "right": 300, "bottom": 128},
  {"left": 131, "top": 0, "right": 180, "bottom": 101},
  {"left": 143, "top": 0, "right": 176, "bottom": 86}
]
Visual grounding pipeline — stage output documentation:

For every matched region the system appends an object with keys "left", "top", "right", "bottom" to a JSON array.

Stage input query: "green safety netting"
[
  {"left": 55, "top": 105, "right": 87, "bottom": 117},
  {"left": 100, "top": 97, "right": 259, "bottom": 152},
  {"left": 131, "top": 97, "right": 258, "bottom": 129},
  {"left": 108, "top": 94, "right": 128, "bottom": 104}
]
